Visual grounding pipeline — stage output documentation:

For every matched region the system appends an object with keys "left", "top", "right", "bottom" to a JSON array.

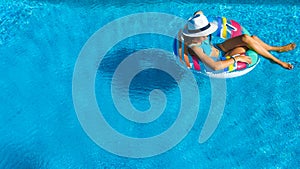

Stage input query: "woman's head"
[
  {"left": 191, "top": 36, "right": 208, "bottom": 43},
  {"left": 182, "top": 34, "right": 209, "bottom": 45}
]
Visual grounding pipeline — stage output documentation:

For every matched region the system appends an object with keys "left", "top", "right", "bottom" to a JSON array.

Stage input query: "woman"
[{"left": 179, "top": 11, "right": 296, "bottom": 71}]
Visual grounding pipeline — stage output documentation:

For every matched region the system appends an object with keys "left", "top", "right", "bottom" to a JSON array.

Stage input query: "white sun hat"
[{"left": 182, "top": 14, "right": 218, "bottom": 37}]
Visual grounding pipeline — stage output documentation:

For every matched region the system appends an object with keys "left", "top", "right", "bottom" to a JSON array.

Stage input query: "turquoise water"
[{"left": 1, "top": 0, "right": 299, "bottom": 168}]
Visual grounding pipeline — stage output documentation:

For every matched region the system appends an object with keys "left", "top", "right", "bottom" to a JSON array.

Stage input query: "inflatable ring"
[{"left": 173, "top": 16, "right": 260, "bottom": 78}]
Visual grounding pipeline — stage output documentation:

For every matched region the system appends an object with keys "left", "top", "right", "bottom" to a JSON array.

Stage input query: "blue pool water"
[{"left": 1, "top": 0, "right": 300, "bottom": 168}]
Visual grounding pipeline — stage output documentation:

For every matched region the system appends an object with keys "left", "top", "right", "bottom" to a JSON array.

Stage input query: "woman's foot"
[
  {"left": 278, "top": 43, "right": 296, "bottom": 53},
  {"left": 281, "top": 62, "right": 294, "bottom": 70}
]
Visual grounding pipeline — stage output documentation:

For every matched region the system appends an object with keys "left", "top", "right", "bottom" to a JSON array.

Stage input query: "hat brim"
[{"left": 182, "top": 22, "right": 218, "bottom": 37}]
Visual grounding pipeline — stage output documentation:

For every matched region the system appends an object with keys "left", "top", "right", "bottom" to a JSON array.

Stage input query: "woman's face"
[{"left": 192, "top": 35, "right": 208, "bottom": 43}]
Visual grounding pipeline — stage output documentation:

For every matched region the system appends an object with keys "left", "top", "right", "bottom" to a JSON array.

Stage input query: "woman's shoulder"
[
  {"left": 188, "top": 44, "right": 205, "bottom": 56},
  {"left": 188, "top": 43, "right": 201, "bottom": 48}
]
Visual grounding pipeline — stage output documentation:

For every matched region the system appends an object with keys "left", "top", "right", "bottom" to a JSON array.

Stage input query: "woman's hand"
[{"left": 236, "top": 55, "right": 252, "bottom": 64}]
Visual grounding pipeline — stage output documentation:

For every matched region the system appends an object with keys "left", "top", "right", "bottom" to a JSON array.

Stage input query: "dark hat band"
[{"left": 187, "top": 23, "right": 211, "bottom": 34}]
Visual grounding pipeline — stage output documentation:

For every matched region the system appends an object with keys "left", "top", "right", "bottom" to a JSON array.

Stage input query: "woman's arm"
[{"left": 190, "top": 46, "right": 252, "bottom": 71}]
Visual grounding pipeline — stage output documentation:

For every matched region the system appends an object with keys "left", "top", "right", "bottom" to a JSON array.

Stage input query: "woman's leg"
[
  {"left": 251, "top": 35, "right": 296, "bottom": 52},
  {"left": 224, "top": 46, "right": 247, "bottom": 56},
  {"left": 218, "top": 34, "right": 294, "bottom": 69}
]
